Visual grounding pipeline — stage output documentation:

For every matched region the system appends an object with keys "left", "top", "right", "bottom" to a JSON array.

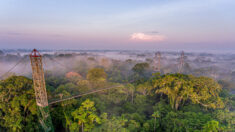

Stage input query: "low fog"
[{"left": 1, "top": 49, "right": 235, "bottom": 94}]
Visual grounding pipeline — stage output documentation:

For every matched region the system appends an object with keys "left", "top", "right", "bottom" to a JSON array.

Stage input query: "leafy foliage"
[
  {"left": 154, "top": 74, "right": 224, "bottom": 110},
  {"left": 66, "top": 99, "right": 101, "bottom": 132},
  {"left": 0, "top": 76, "right": 38, "bottom": 131},
  {"left": 1, "top": 62, "right": 234, "bottom": 132}
]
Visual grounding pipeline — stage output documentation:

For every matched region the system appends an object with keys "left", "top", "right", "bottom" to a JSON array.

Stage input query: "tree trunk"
[
  {"left": 131, "top": 90, "right": 134, "bottom": 104},
  {"left": 82, "top": 123, "right": 84, "bottom": 132},
  {"left": 154, "top": 117, "right": 156, "bottom": 132}
]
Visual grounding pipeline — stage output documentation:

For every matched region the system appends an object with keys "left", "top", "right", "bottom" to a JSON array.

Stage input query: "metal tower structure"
[
  {"left": 30, "top": 49, "right": 54, "bottom": 132},
  {"left": 178, "top": 51, "right": 184, "bottom": 73},
  {"left": 155, "top": 52, "right": 161, "bottom": 72}
]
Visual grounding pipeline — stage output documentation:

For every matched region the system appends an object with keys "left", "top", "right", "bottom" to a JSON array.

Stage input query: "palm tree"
[{"left": 152, "top": 111, "right": 160, "bottom": 132}]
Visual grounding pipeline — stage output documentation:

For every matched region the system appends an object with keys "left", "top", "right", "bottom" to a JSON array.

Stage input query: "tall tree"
[
  {"left": 155, "top": 74, "right": 224, "bottom": 110},
  {"left": 152, "top": 111, "right": 160, "bottom": 132},
  {"left": 0, "top": 76, "right": 38, "bottom": 131},
  {"left": 155, "top": 74, "right": 192, "bottom": 110},
  {"left": 132, "top": 63, "right": 150, "bottom": 77},
  {"left": 203, "top": 120, "right": 220, "bottom": 132},
  {"left": 87, "top": 68, "right": 107, "bottom": 88},
  {"left": 70, "top": 99, "right": 101, "bottom": 132}
]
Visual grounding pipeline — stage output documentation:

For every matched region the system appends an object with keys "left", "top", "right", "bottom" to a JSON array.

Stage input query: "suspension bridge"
[
  {"left": 0, "top": 49, "right": 124, "bottom": 132},
  {"left": 0, "top": 49, "right": 185, "bottom": 132}
]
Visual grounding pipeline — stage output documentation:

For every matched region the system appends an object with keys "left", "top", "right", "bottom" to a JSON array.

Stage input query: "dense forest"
[{"left": 0, "top": 52, "right": 235, "bottom": 132}]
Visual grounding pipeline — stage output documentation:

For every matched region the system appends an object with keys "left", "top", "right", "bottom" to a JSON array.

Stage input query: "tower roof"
[{"left": 30, "top": 49, "right": 41, "bottom": 57}]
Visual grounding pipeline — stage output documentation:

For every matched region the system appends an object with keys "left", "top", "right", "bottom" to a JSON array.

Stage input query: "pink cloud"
[{"left": 130, "top": 32, "right": 166, "bottom": 42}]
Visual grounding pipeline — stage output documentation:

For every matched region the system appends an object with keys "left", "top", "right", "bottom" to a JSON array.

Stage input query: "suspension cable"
[
  {"left": 18, "top": 58, "right": 30, "bottom": 76},
  {"left": 48, "top": 85, "right": 122, "bottom": 105},
  {"left": 48, "top": 57, "right": 70, "bottom": 70},
  {"left": 0, "top": 57, "right": 27, "bottom": 80}
]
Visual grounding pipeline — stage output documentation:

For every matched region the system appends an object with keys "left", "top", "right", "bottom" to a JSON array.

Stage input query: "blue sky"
[{"left": 0, "top": 0, "right": 235, "bottom": 51}]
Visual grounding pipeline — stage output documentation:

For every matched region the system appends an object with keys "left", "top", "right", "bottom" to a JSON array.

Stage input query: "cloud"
[{"left": 130, "top": 32, "right": 166, "bottom": 42}]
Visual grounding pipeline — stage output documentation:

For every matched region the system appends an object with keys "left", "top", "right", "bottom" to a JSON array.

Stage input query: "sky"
[{"left": 0, "top": 0, "right": 235, "bottom": 51}]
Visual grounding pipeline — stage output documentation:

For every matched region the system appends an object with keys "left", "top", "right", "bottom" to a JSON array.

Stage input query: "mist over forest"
[
  {"left": 0, "top": 49, "right": 235, "bottom": 131},
  {"left": 1, "top": 49, "right": 235, "bottom": 92}
]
